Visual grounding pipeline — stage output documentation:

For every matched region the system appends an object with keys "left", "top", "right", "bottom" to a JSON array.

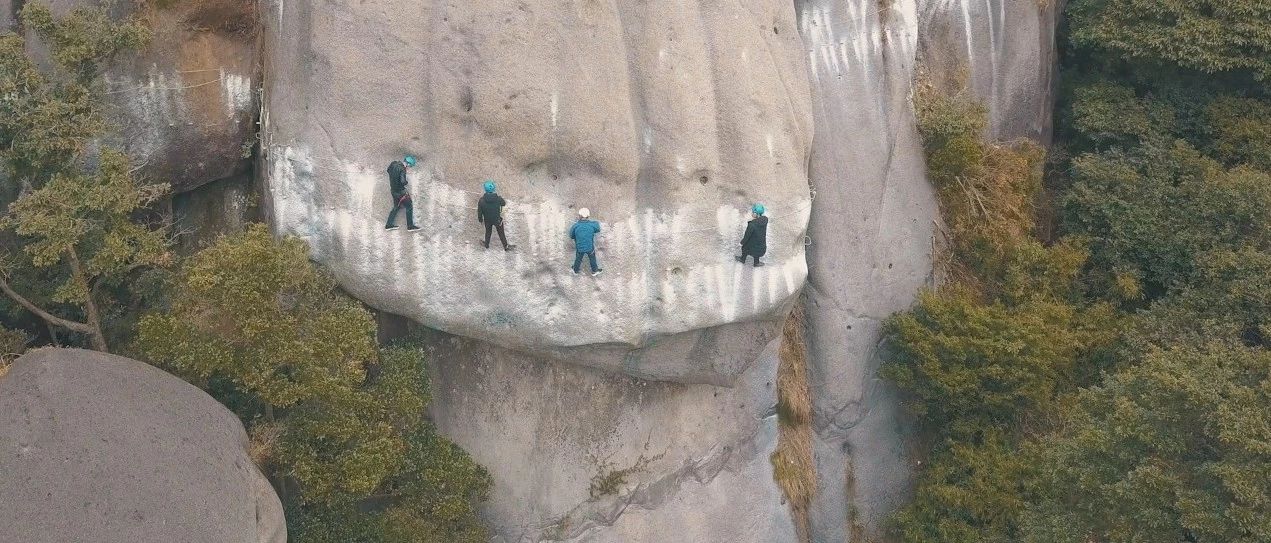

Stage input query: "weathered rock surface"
[
  {"left": 0, "top": 348, "right": 285, "bottom": 543},
  {"left": 797, "top": 0, "right": 1061, "bottom": 540},
  {"left": 10, "top": 0, "right": 259, "bottom": 193},
  {"left": 261, "top": 0, "right": 814, "bottom": 379},
  {"left": 414, "top": 326, "right": 793, "bottom": 543}
]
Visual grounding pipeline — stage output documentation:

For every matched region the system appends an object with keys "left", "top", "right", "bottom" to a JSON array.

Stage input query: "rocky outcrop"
[
  {"left": 797, "top": 0, "right": 1061, "bottom": 540},
  {"left": 255, "top": 0, "right": 1061, "bottom": 539},
  {"left": 260, "top": 0, "right": 813, "bottom": 380},
  {"left": 9, "top": 0, "right": 260, "bottom": 193},
  {"left": 0, "top": 348, "right": 285, "bottom": 543},
  {"left": 412, "top": 325, "right": 793, "bottom": 543}
]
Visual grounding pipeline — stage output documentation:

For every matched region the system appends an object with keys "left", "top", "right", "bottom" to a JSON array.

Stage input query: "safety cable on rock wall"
[{"left": 266, "top": 145, "right": 816, "bottom": 237}]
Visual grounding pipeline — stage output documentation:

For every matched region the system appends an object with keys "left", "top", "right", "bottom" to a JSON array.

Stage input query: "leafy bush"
[
  {"left": 1204, "top": 96, "right": 1271, "bottom": 170},
  {"left": 914, "top": 81, "right": 1045, "bottom": 285},
  {"left": 1061, "top": 144, "right": 1271, "bottom": 301},
  {"left": 1023, "top": 343, "right": 1271, "bottom": 543},
  {"left": 137, "top": 225, "right": 490, "bottom": 540},
  {"left": 1067, "top": 0, "right": 1271, "bottom": 80}
]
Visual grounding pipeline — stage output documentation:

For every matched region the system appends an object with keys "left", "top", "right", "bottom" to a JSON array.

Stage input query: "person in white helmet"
[{"left": 569, "top": 208, "right": 603, "bottom": 276}]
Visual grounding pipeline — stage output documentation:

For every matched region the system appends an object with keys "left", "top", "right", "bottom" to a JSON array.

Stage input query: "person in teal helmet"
[
  {"left": 476, "top": 180, "right": 515, "bottom": 250},
  {"left": 736, "top": 203, "right": 767, "bottom": 267},
  {"left": 385, "top": 155, "right": 420, "bottom": 231}
]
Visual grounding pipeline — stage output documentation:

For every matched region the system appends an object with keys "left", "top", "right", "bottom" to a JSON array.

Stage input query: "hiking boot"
[
  {"left": 592, "top": 269, "right": 604, "bottom": 277},
  {"left": 385, "top": 225, "right": 400, "bottom": 231},
  {"left": 504, "top": 244, "right": 516, "bottom": 251}
]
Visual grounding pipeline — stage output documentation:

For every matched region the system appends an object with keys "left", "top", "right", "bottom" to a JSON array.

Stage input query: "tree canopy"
[{"left": 137, "top": 225, "right": 491, "bottom": 541}]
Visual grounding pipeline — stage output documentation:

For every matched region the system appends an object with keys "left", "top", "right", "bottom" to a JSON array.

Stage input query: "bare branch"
[{"left": 0, "top": 274, "right": 94, "bottom": 334}]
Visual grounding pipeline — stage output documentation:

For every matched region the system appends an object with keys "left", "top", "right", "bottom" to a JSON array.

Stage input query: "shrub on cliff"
[
  {"left": 137, "top": 224, "right": 490, "bottom": 541},
  {"left": 0, "top": 4, "right": 169, "bottom": 352}
]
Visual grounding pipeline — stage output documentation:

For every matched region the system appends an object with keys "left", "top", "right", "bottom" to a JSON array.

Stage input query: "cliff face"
[
  {"left": 798, "top": 0, "right": 1061, "bottom": 540},
  {"left": 5, "top": 0, "right": 259, "bottom": 192},
  {"left": 10, "top": 0, "right": 1060, "bottom": 539},
  {"left": 260, "top": 0, "right": 814, "bottom": 383}
]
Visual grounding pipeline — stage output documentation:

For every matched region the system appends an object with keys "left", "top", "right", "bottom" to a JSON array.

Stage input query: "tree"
[
  {"left": 137, "top": 225, "right": 490, "bottom": 541},
  {"left": 1023, "top": 344, "right": 1271, "bottom": 543},
  {"left": 1061, "top": 143, "right": 1271, "bottom": 301},
  {"left": 0, "top": 3, "right": 166, "bottom": 351},
  {"left": 1067, "top": 0, "right": 1271, "bottom": 80}
]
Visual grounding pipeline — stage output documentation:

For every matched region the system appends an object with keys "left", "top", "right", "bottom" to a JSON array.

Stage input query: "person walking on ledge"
[
  {"left": 477, "top": 180, "right": 515, "bottom": 250},
  {"left": 736, "top": 203, "right": 767, "bottom": 267},
  {"left": 385, "top": 155, "right": 420, "bottom": 231},
  {"left": 570, "top": 208, "right": 603, "bottom": 276}
]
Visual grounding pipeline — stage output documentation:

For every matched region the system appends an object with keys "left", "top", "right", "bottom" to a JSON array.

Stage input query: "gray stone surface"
[
  {"left": 0, "top": 348, "right": 285, "bottom": 543},
  {"left": 416, "top": 327, "right": 794, "bottom": 543},
  {"left": 797, "top": 0, "right": 1061, "bottom": 540},
  {"left": 260, "top": 0, "right": 814, "bottom": 378},
  {"left": 21, "top": 1, "right": 259, "bottom": 193},
  {"left": 797, "top": 1, "right": 937, "bottom": 540},
  {"left": 918, "top": 0, "right": 1063, "bottom": 141}
]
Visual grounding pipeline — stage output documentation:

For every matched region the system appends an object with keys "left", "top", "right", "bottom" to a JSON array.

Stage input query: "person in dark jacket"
[
  {"left": 736, "top": 203, "right": 768, "bottom": 267},
  {"left": 385, "top": 155, "right": 420, "bottom": 231},
  {"left": 569, "top": 208, "right": 603, "bottom": 276},
  {"left": 477, "top": 180, "right": 515, "bottom": 250}
]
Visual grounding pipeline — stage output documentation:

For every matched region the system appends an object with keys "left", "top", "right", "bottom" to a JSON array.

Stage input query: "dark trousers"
[
  {"left": 483, "top": 220, "right": 508, "bottom": 248},
  {"left": 386, "top": 195, "right": 416, "bottom": 228},
  {"left": 572, "top": 251, "right": 599, "bottom": 273}
]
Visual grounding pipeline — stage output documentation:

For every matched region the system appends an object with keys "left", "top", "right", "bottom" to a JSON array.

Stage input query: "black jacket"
[
  {"left": 740, "top": 215, "right": 768, "bottom": 256},
  {"left": 477, "top": 193, "right": 506, "bottom": 224},
  {"left": 387, "top": 161, "right": 408, "bottom": 197}
]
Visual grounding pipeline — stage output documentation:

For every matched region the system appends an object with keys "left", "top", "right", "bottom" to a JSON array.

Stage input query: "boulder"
[
  {"left": 0, "top": 348, "right": 285, "bottom": 543},
  {"left": 260, "top": 0, "right": 814, "bottom": 380}
]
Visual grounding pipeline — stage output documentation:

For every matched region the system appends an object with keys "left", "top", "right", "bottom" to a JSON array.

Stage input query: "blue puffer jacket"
[{"left": 570, "top": 219, "right": 602, "bottom": 253}]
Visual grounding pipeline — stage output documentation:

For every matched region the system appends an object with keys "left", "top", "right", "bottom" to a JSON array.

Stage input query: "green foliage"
[
  {"left": 137, "top": 225, "right": 490, "bottom": 541},
  {"left": 894, "top": 430, "right": 1035, "bottom": 543},
  {"left": 1023, "top": 343, "right": 1271, "bottom": 543},
  {"left": 1067, "top": 0, "right": 1271, "bottom": 80},
  {"left": 1204, "top": 96, "right": 1271, "bottom": 170},
  {"left": 882, "top": 285, "right": 1109, "bottom": 437},
  {"left": 914, "top": 80, "right": 1045, "bottom": 283},
  {"left": 1066, "top": 83, "right": 1175, "bottom": 150},
  {"left": 4, "top": 150, "right": 170, "bottom": 303},
  {"left": 1062, "top": 143, "right": 1271, "bottom": 300},
  {"left": 896, "top": 1, "right": 1271, "bottom": 540},
  {"left": 0, "top": 6, "right": 166, "bottom": 351},
  {"left": 19, "top": 3, "right": 150, "bottom": 80}
]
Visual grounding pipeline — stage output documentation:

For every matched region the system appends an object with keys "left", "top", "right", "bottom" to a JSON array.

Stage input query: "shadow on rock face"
[
  {"left": 260, "top": 0, "right": 815, "bottom": 379},
  {"left": 0, "top": 348, "right": 286, "bottom": 543}
]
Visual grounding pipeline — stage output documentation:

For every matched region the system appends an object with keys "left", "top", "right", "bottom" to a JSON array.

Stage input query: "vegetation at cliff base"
[
  {"left": 138, "top": 225, "right": 492, "bottom": 542},
  {"left": 887, "top": 1, "right": 1271, "bottom": 541}
]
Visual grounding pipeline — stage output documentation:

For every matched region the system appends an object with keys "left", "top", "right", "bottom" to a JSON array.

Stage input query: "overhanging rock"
[{"left": 260, "top": 0, "right": 814, "bottom": 382}]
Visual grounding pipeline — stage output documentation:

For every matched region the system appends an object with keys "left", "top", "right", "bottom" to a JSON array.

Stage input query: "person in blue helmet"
[
  {"left": 385, "top": 155, "right": 420, "bottom": 231},
  {"left": 476, "top": 180, "right": 515, "bottom": 251},
  {"left": 569, "top": 208, "right": 603, "bottom": 276},
  {"left": 736, "top": 203, "right": 768, "bottom": 267}
]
